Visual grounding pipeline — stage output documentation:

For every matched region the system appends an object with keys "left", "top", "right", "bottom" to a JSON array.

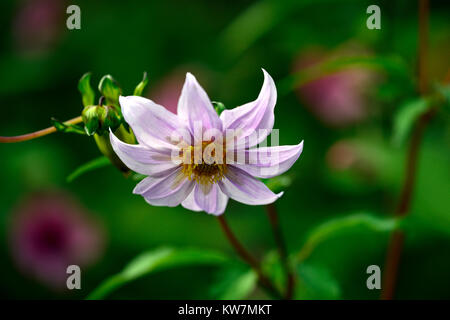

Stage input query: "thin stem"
[
  {"left": 0, "top": 116, "right": 83, "bottom": 143},
  {"left": 381, "top": 0, "right": 431, "bottom": 300},
  {"left": 417, "top": 0, "right": 429, "bottom": 95},
  {"left": 265, "top": 203, "right": 295, "bottom": 299},
  {"left": 217, "top": 215, "right": 284, "bottom": 299}
]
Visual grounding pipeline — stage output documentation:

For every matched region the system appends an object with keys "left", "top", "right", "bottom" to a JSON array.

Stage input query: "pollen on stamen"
[{"left": 180, "top": 142, "right": 227, "bottom": 185}]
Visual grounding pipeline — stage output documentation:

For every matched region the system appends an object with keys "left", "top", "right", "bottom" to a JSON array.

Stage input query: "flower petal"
[
  {"left": 193, "top": 183, "right": 228, "bottom": 215},
  {"left": 220, "top": 69, "right": 277, "bottom": 148},
  {"left": 219, "top": 166, "right": 282, "bottom": 205},
  {"left": 177, "top": 73, "right": 222, "bottom": 133},
  {"left": 181, "top": 189, "right": 203, "bottom": 212},
  {"left": 134, "top": 167, "right": 194, "bottom": 207},
  {"left": 120, "top": 95, "right": 188, "bottom": 149},
  {"left": 110, "top": 132, "right": 178, "bottom": 177},
  {"left": 233, "top": 141, "right": 303, "bottom": 178}
]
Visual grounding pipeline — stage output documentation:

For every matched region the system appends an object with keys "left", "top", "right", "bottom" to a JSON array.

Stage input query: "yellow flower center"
[{"left": 180, "top": 141, "right": 227, "bottom": 185}]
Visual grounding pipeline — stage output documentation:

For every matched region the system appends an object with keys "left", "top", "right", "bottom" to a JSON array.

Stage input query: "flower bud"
[
  {"left": 82, "top": 104, "right": 121, "bottom": 136},
  {"left": 98, "top": 75, "right": 121, "bottom": 107}
]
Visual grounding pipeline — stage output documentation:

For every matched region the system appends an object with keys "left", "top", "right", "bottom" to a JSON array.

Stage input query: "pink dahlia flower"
[
  {"left": 110, "top": 70, "right": 303, "bottom": 215},
  {"left": 9, "top": 192, "right": 103, "bottom": 289}
]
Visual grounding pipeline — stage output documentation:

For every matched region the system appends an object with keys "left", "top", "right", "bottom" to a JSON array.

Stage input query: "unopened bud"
[{"left": 82, "top": 104, "right": 121, "bottom": 136}]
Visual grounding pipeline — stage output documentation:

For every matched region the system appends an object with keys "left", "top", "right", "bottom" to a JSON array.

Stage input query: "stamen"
[{"left": 180, "top": 141, "right": 227, "bottom": 186}]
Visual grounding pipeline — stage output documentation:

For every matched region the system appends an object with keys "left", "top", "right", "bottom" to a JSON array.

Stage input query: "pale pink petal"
[
  {"left": 177, "top": 73, "right": 222, "bottom": 133},
  {"left": 181, "top": 189, "right": 203, "bottom": 212},
  {"left": 220, "top": 69, "right": 277, "bottom": 148},
  {"left": 110, "top": 132, "right": 178, "bottom": 177},
  {"left": 219, "top": 166, "right": 282, "bottom": 205},
  {"left": 120, "top": 95, "right": 188, "bottom": 149},
  {"left": 233, "top": 141, "right": 303, "bottom": 178},
  {"left": 193, "top": 184, "right": 228, "bottom": 215},
  {"left": 134, "top": 167, "right": 194, "bottom": 207}
]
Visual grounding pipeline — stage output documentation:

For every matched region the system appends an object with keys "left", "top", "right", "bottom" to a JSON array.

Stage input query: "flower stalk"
[
  {"left": 0, "top": 116, "right": 83, "bottom": 143},
  {"left": 381, "top": 0, "right": 434, "bottom": 300},
  {"left": 217, "top": 215, "right": 284, "bottom": 299}
]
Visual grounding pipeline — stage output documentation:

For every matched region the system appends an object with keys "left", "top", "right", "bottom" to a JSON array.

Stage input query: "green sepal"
[
  {"left": 93, "top": 131, "right": 130, "bottom": 173},
  {"left": 78, "top": 73, "right": 95, "bottom": 107},
  {"left": 133, "top": 72, "right": 149, "bottom": 96},
  {"left": 98, "top": 75, "right": 121, "bottom": 107},
  {"left": 212, "top": 101, "right": 226, "bottom": 115}
]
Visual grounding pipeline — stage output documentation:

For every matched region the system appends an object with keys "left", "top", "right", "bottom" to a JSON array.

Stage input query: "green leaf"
[
  {"left": 87, "top": 247, "right": 229, "bottom": 300},
  {"left": 66, "top": 156, "right": 111, "bottom": 183},
  {"left": 133, "top": 72, "right": 149, "bottom": 96},
  {"left": 219, "top": 0, "right": 287, "bottom": 58},
  {"left": 261, "top": 251, "right": 286, "bottom": 291},
  {"left": 392, "top": 98, "right": 431, "bottom": 146},
  {"left": 209, "top": 264, "right": 257, "bottom": 299},
  {"left": 279, "top": 55, "right": 410, "bottom": 96},
  {"left": 435, "top": 83, "right": 450, "bottom": 111},
  {"left": 51, "top": 118, "right": 86, "bottom": 135},
  {"left": 131, "top": 173, "right": 147, "bottom": 181},
  {"left": 78, "top": 73, "right": 95, "bottom": 107},
  {"left": 296, "top": 213, "right": 400, "bottom": 262},
  {"left": 98, "top": 75, "right": 121, "bottom": 106},
  {"left": 296, "top": 263, "right": 341, "bottom": 299},
  {"left": 264, "top": 174, "right": 293, "bottom": 193}
]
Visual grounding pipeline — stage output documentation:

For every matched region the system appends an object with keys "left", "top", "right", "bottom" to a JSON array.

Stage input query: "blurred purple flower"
[
  {"left": 9, "top": 191, "right": 104, "bottom": 289},
  {"left": 13, "top": 0, "right": 65, "bottom": 55},
  {"left": 293, "top": 46, "right": 378, "bottom": 127}
]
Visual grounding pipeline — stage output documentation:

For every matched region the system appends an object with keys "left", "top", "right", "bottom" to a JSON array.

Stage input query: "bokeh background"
[{"left": 0, "top": 0, "right": 449, "bottom": 299}]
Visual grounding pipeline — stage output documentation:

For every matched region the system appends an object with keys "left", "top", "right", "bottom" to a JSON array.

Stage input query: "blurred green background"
[{"left": 0, "top": 0, "right": 449, "bottom": 299}]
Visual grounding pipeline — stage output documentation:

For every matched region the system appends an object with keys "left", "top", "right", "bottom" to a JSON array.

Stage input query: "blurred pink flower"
[
  {"left": 293, "top": 46, "right": 378, "bottom": 127},
  {"left": 13, "top": 0, "right": 65, "bottom": 54},
  {"left": 148, "top": 72, "right": 183, "bottom": 114},
  {"left": 9, "top": 191, "right": 104, "bottom": 289}
]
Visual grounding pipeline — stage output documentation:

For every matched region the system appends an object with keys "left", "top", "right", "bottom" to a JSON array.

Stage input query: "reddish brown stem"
[
  {"left": 217, "top": 215, "right": 284, "bottom": 299},
  {"left": 0, "top": 116, "right": 83, "bottom": 143},
  {"left": 381, "top": 0, "right": 431, "bottom": 300},
  {"left": 266, "top": 203, "right": 295, "bottom": 299}
]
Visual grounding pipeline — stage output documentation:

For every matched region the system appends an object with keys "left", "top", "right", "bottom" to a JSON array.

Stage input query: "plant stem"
[
  {"left": 0, "top": 116, "right": 83, "bottom": 143},
  {"left": 217, "top": 215, "right": 284, "bottom": 299},
  {"left": 381, "top": 0, "right": 432, "bottom": 300},
  {"left": 265, "top": 203, "right": 295, "bottom": 299}
]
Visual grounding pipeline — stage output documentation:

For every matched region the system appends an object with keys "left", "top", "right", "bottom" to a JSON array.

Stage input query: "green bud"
[
  {"left": 100, "top": 105, "right": 121, "bottom": 133},
  {"left": 82, "top": 105, "right": 100, "bottom": 136},
  {"left": 78, "top": 73, "right": 95, "bottom": 107},
  {"left": 212, "top": 101, "right": 226, "bottom": 115},
  {"left": 98, "top": 75, "right": 121, "bottom": 107},
  {"left": 82, "top": 104, "right": 122, "bottom": 136},
  {"left": 133, "top": 72, "right": 149, "bottom": 96}
]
